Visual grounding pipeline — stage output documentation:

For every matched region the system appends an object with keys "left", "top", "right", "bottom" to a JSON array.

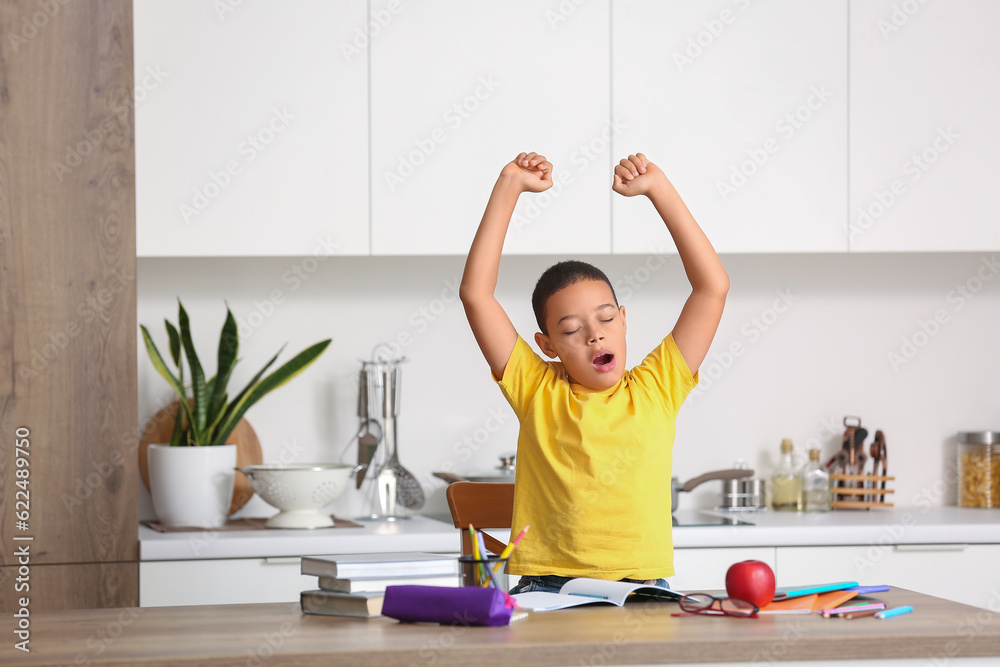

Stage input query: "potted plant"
[{"left": 141, "top": 300, "right": 331, "bottom": 527}]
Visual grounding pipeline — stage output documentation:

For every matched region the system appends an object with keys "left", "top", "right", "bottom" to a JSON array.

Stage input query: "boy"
[{"left": 459, "top": 151, "right": 728, "bottom": 593}]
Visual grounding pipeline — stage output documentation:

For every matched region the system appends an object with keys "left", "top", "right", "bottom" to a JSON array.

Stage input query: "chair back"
[{"left": 445, "top": 482, "right": 514, "bottom": 556}]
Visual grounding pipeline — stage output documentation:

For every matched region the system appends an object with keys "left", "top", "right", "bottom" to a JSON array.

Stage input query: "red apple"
[{"left": 725, "top": 560, "right": 776, "bottom": 607}]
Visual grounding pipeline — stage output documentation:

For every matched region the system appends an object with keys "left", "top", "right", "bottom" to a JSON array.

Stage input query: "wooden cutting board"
[{"left": 138, "top": 401, "right": 263, "bottom": 515}]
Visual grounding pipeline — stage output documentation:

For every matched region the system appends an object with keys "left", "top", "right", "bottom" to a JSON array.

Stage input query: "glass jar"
[{"left": 957, "top": 431, "right": 1000, "bottom": 508}]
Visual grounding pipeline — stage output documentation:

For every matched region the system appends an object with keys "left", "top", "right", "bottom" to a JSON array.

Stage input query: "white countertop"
[
  {"left": 139, "top": 507, "right": 1000, "bottom": 561},
  {"left": 139, "top": 515, "right": 459, "bottom": 561},
  {"left": 671, "top": 506, "right": 1000, "bottom": 548}
]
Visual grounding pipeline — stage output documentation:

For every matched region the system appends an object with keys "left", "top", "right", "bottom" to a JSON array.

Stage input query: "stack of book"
[{"left": 300, "top": 552, "right": 459, "bottom": 618}]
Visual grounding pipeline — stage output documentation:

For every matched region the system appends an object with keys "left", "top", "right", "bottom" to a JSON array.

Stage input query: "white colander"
[{"left": 236, "top": 464, "right": 359, "bottom": 529}]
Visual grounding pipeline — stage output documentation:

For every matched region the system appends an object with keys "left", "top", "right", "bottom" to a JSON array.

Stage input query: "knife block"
[{"left": 829, "top": 474, "right": 895, "bottom": 509}]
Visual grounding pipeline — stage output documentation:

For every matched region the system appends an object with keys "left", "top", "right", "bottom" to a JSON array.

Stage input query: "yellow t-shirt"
[{"left": 495, "top": 333, "right": 698, "bottom": 580}]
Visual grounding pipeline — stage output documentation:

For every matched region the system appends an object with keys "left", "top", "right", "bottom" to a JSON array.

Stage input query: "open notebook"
[{"left": 512, "top": 577, "right": 680, "bottom": 612}]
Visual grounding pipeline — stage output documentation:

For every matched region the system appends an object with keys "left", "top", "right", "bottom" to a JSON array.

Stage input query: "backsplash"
[{"left": 137, "top": 252, "right": 1000, "bottom": 521}]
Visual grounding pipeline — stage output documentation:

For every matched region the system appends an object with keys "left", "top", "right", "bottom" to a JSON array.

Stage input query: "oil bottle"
[{"left": 771, "top": 438, "right": 801, "bottom": 511}]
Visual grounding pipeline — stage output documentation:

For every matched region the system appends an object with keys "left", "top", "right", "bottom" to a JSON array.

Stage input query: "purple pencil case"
[{"left": 382, "top": 585, "right": 514, "bottom": 626}]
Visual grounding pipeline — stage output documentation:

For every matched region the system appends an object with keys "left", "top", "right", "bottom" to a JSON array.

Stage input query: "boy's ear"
[{"left": 534, "top": 331, "right": 558, "bottom": 359}]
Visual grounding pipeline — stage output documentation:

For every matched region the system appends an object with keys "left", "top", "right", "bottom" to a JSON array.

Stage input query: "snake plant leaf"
[
  {"left": 207, "top": 308, "right": 239, "bottom": 430},
  {"left": 212, "top": 339, "right": 331, "bottom": 446},
  {"left": 141, "top": 324, "right": 197, "bottom": 435},
  {"left": 169, "top": 403, "right": 186, "bottom": 447},
  {"left": 178, "top": 301, "right": 208, "bottom": 442},
  {"left": 206, "top": 393, "right": 228, "bottom": 433},
  {"left": 141, "top": 325, "right": 185, "bottom": 401},
  {"left": 165, "top": 320, "right": 188, "bottom": 446},
  {"left": 218, "top": 345, "right": 285, "bottom": 431},
  {"left": 165, "top": 320, "right": 182, "bottom": 368}
]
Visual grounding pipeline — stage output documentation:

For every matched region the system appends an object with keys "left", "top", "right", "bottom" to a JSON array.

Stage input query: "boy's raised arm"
[
  {"left": 460, "top": 152, "right": 553, "bottom": 378},
  {"left": 612, "top": 153, "right": 729, "bottom": 375}
]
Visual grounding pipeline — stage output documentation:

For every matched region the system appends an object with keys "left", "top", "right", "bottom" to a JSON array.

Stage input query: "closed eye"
[
  {"left": 600, "top": 317, "right": 614, "bottom": 323},
  {"left": 563, "top": 328, "right": 581, "bottom": 336}
]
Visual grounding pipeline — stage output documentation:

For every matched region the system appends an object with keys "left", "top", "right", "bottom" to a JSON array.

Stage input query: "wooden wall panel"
[
  {"left": 0, "top": 0, "right": 137, "bottom": 609},
  {"left": 0, "top": 562, "right": 137, "bottom": 612}
]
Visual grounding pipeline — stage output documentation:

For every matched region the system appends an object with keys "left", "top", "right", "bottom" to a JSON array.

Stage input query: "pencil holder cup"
[{"left": 458, "top": 555, "right": 509, "bottom": 590}]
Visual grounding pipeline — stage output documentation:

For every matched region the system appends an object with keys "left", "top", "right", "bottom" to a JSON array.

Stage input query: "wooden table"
[{"left": 4, "top": 588, "right": 1000, "bottom": 666}]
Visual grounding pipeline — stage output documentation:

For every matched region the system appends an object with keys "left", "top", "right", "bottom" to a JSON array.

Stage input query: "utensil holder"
[
  {"left": 829, "top": 474, "right": 895, "bottom": 509},
  {"left": 458, "top": 555, "right": 509, "bottom": 590},
  {"left": 356, "top": 359, "right": 409, "bottom": 521}
]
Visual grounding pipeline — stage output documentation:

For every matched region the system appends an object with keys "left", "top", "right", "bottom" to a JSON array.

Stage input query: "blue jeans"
[{"left": 510, "top": 575, "right": 670, "bottom": 595}]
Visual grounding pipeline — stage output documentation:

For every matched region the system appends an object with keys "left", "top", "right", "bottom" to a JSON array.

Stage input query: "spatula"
[
  {"left": 356, "top": 370, "right": 381, "bottom": 489},
  {"left": 379, "top": 367, "right": 424, "bottom": 510}
]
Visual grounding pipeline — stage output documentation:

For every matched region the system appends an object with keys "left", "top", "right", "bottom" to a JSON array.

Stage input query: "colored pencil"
[
  {"left": 476, "top": 531, "right": 503, "bottom": 589},
  {"left": 821, "top": 603, "right": 885, "bottom": 617},
  {"left": 493, "top": 524, "right": 530, "bottom": 574},
  {"left": 876, "top": 605, "right": 913, "bottom": 619}
]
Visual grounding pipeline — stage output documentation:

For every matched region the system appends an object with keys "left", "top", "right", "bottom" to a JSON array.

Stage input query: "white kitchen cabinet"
[
  {"left": 776, "top": 544, "right": 1000, "bottom": 610},
  {"left": 370, "top": 1, "right": 612, "bottom": 255},
  {"left": 849, "top": 0, "right": 1000, "bottom": 252},
  {"left": 670, "top": 547, "right": 776, "bottom": 592},
  {"left": 611, "top": 0, "right": 848, "bottom": 254},
  {"left": 134, "top": 0, "right": 369, "bottom": 256},
  {"left": 140, "top": 558, "right": 314, "bottom": 607}
]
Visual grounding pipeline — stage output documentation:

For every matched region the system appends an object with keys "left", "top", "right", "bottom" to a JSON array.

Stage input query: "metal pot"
[
  {"left": 671, "top": 468, "right": 754, "bottom": 513},
  {"left": 432, "top": 454, "right": 516, "bottom": 484}
]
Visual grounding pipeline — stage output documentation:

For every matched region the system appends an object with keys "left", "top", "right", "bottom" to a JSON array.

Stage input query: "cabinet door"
[
  {"left": 134, "top": 0, "right": 369, "bottom": 256},
  {"left": 370, "top": 1, "right": 612, "bottom": 255},
  {"left": 776, "top": 544, "right": 1000, "bottom": 610},
  {"left": 849, "top": 0, "right": 1000, "bottom": 252},
  {"left": 140, "top": 558, "right": 315, "bottom": 607},
  {"left": 670, "top": 547, "right": 776, "bottom": 592},
  {"left": 612, "top": 0, "right": 848, "bottom": 254}
]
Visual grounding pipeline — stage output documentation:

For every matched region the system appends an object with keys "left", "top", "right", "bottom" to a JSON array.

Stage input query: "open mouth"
[{"left": 592, "top": 351, "right": 615, "bottom": 371}]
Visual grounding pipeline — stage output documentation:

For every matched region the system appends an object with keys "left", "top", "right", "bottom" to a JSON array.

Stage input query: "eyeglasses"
[{"left": 675, "top": 593, "right": 759, "bottom": 618}]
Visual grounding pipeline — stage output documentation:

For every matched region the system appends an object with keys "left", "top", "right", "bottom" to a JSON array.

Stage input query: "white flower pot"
[{"left": 148, "top": 443, "right": 237, "bottom": 528}]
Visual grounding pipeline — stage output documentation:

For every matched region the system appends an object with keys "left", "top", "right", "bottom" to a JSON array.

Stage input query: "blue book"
[{"left": 772, "top": 581, "right": 859, "bottom": 601}]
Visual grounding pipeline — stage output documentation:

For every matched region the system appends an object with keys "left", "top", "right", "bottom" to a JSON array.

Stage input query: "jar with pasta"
[{"left": 957, "top": 431, "right": 1000, "bottom": 508}]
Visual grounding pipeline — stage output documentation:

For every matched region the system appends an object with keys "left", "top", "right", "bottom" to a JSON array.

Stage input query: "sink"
[{"left": 671, "top": 509, "right": 755, "bottom": 527}]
